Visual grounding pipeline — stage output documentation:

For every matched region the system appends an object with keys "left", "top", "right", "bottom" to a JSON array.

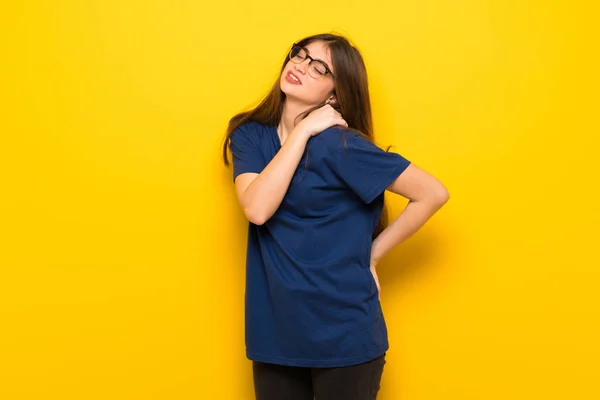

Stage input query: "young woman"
[{"left": 222, "top": 33, "right": 449, "bottom": 399}]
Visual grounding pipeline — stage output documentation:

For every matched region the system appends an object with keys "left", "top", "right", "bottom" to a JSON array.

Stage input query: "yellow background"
[{"left": 1, "top": 1, "right": 598, "bottom": 399}]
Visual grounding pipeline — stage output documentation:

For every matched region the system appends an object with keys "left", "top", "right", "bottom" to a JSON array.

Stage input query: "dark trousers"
[{"left": 252, "top": 352, "right": 386, "bottom": 400}]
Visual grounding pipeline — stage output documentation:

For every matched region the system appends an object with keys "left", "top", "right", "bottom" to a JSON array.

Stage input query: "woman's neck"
[{"left": 278, "top": 99, "right": 311, "bottom": 144}]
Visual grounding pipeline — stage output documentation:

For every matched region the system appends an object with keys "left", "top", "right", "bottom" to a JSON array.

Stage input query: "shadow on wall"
[{"left": 378, "top": 220, "right": 456, "bottom": 300}]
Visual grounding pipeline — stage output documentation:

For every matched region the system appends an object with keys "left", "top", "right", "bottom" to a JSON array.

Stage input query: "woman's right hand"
[{"left": 296, "top": 104, "right": 348, "bottom": 138}]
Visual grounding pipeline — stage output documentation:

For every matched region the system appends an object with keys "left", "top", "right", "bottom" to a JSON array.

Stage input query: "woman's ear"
[{"left": 327, "top": 95, "right": 337, "bottom": 105}]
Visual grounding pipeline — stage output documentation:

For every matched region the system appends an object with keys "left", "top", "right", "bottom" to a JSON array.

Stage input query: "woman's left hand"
[{"left": 370, "top": 260, "right": 381, "bottom": 300}]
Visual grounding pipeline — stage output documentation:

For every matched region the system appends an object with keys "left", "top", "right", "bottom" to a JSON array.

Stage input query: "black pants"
[{"left": 252, "top": 352, "right": 386, "bottom": 400}]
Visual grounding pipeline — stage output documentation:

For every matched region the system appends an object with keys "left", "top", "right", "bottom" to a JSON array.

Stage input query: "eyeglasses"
[{"left": 288, "top": 43, "right": 335, "bottom": 80}]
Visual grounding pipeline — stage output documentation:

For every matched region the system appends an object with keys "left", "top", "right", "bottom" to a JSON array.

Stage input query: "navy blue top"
[{"left": 229, "top": 120, "right": 411, "bottom": 367}]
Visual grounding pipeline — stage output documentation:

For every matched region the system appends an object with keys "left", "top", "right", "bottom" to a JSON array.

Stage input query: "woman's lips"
[{"left": 285, "top": 71, "right": 302, "bottom": 85}]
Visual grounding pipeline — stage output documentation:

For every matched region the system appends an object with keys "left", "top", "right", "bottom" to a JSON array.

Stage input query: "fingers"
[
  {"left": 336, "top": 110, "right": 347, "bottom": 127},
  {"left": 321, "top": 103, "right": 347, "bottom": 127},
  {"left": 335, "top": 119, "right": 348, "bottom": 128},
  {"left": 335, "top": 112, "right": 347, "bottom": 127},
  {"left": 329, "top": 106, "right": 343, "bottom": 121}
]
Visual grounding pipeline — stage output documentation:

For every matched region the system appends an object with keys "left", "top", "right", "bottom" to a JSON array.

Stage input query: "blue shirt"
[{"left": 230, "top": 120, "right": 411, "bottom": 367}]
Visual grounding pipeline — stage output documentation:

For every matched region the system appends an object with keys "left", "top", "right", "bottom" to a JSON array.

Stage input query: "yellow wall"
[{"left": 1, "top": 1, "right": 598, "bottom": 399}]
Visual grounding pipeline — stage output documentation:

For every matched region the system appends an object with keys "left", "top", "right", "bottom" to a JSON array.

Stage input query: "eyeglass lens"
[{"left": 290, "top": 46, "right": 328, "bottom": 77}]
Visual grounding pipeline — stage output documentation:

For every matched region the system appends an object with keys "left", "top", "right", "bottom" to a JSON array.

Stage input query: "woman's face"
[{"left": 280, "top": 40, "right": 335, "bottom": 106}]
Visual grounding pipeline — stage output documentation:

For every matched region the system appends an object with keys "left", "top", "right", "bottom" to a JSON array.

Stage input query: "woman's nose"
[{"left": 295, "top": 61, "right": 308, "bottom": 75}]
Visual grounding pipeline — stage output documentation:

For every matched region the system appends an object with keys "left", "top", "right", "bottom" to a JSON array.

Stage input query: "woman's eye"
[{"left": 313, "top": 67, "right": 326, "bottom": 75}]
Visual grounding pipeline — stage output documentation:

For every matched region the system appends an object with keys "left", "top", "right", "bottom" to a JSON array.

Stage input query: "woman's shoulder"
[
  {"left": 231, "top": 120, "right": 274, "bottom": 145},
  {"left": 311, "top": 126, "right": 366, "bottom": 150},
  {"left": 234, "top": 119, "right": 271, "bottom": 133}
]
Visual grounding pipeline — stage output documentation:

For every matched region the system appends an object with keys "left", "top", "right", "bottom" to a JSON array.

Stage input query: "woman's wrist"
[
  {"left": 370, "top": 239, "right": 383, "bottom": 267},
  {"left": 291, "top": 126, "right": 311, "bottom": 141}
]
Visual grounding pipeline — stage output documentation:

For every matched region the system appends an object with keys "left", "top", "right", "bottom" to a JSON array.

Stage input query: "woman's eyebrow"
[{"left": 303, "top": 47, "right": 332, "bottom": 68}]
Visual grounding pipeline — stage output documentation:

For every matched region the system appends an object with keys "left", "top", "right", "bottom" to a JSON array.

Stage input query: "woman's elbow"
[
  {"left": 244, "top": 206, "right": 268, "bottom": 226},
  {"left": 430, "top": 184, "right": 450, "bottom": 208}
]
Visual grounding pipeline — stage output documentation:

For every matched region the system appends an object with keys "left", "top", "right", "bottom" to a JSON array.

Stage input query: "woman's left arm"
[{"left": 370, "top": 163, "right": 450, "bottom": 266}]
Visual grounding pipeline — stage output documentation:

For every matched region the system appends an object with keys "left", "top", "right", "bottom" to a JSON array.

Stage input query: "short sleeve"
[
  {"left": 326, "top": 130, "right": 411, "bottom": 204},
  {"left": 229, "top": 124, "right": 265, "bottom": 182}
]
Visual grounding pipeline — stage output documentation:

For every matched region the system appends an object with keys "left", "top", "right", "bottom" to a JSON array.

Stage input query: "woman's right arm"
[
  {"left": 233, "top": 104, "right": 346, "bottom": 225},
  {"left": 234, "top": 126, "right": 310, "bottom": 225}
]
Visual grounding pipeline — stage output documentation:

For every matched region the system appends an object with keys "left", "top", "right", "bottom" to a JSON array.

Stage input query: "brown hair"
[{"left": 222, "top": 33, "right": 392, "bottom": 239}]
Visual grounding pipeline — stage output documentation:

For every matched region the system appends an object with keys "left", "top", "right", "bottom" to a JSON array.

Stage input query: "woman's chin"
[
  {"left": 280, "top": 83, "right": 323, "bottom": 105},
  {"left": 280, "top": 80, "right": 299, "bottom": 94}
]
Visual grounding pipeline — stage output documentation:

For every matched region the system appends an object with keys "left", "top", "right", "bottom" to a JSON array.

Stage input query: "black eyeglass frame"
[{"left": 289, "top": 43, "right": 335, "bottom": 79}]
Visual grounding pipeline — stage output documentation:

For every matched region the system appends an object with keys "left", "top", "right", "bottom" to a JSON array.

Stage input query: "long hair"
[{"left": 222, "top": 33, "right": 392, "bottom": 239}]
